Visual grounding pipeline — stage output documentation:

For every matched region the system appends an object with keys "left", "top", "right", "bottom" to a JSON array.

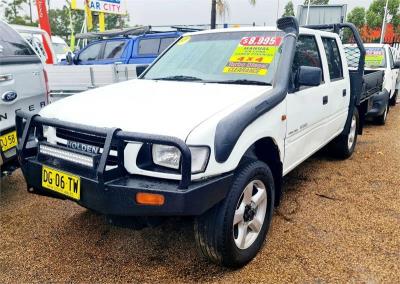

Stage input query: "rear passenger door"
[
  {"left": 284, "top": 34, "right": 328, "bottom": 172},
  {"left": 321, "top": 36, "right": 349, "bottom": 134}
]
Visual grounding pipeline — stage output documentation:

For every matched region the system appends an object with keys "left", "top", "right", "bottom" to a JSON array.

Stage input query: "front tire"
[
  {"left": 329, "top": 107, "right": 359, "bottom": 159},
  {"left": 194, "top": 161, "right": 275, "bottom": 268},
  {"left": 389, "top": 90, "right": 397, "bottom": 106}
]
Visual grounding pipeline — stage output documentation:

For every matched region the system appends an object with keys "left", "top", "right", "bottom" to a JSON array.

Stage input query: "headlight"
[{"left": 152, "top": 144, "right": 210, "bottom": 173}]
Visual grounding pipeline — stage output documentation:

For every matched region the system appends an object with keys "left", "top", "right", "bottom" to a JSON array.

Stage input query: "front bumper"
[
  {"left": 22, "top": 158, "right": 233, "bottom": 216},
  {"left": 16, "top": 111, "right": 234, "bottom": 216},
  {"left": 366, "top": 89, "right": 389, "bottom": 117}
]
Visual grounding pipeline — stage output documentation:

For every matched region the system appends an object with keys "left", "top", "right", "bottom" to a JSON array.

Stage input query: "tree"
[
  {"left": 211, "top": 0, "right": 256, "bottom": 29},
  {"left": 0, "top": 0, "right": 33, "bottom": 25},
  {"left": 303, "top": 0, "right": 329, "bottom": 4},
  {"left": 48, "top": 6, "right": 84, "bottom": 39},
  {"left": 347, "top": 7, "right": 366, "bottom": 29},
  {"left": 366, "top": 0, "right": 400, "bottom": 29},
  {"left": 283, "top": 1, "right": 295, "bottom": 17}
]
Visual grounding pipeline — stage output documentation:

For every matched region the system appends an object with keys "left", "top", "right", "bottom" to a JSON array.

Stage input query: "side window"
[
  {"left": 78, "top": 42, "right": 103, "bottom": 61},
  {"left": 293, "top": 35, "right": 323, "bottom": 83},
  {"left": 103, "top": 40, "right": 126, "bottom": 59},
  {"left": 322, "top": 37, "right": 343, "bottom": 80},
  {"left": 159, "top": 37, "right": 177, "bottom": 53},
  {"left": 138, "top": 38, "right": 160, "bottom": 55},
  {"left": 388, "top": 48, "right": 394, "bottom": 69},
  {"left": 0, "top": 22, "right": 36, "bottom": 58}
]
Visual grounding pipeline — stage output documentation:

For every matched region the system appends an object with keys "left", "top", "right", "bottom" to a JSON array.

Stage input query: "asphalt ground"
[{"left": 1, "top": 106, "right": 399, "bottom": 283}]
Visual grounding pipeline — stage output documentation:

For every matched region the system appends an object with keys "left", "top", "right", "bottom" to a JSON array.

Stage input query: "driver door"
[{"left": 284, "top": 34, "right": 329, "bottom": 173}]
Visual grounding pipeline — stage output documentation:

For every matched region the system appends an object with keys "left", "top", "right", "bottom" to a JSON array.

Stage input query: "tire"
[
  {"left": 194, "top": 161, "right": 275, "bottom": 268},
  {"left": 375, "top": 104, "right": 389, "bottom": 125},
  {"left": 389, "top": 90, "right": 397, "bottom": 107},
  {"left": 329, "top": 107, "right": 359, "bottom": 159}
]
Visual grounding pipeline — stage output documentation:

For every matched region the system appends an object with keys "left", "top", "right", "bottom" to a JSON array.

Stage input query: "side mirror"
[
  {"left": 136, "top": 65, "right": 149, "bottom": 77},
  {"left": 296, "top": 66, "right": 322, "bottom": 87},
  {"left": 393, "top": 61, "right": 400, "bottom": 69},
  {"left": 66, "top": 52, "right": 73, "bottom": 65}
]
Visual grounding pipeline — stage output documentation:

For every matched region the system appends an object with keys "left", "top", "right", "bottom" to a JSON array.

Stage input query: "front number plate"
[
  {"left": 0, "top": 130, "right": 17, "bottom": 152},
  {"left": 42, "top": 166, "right": 81, "bottom": 200}
]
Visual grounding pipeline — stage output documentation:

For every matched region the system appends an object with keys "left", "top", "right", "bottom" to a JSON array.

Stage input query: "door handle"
[
  {"left": 0, "top": 74, "right": 13, "bottom": 82},
  {"left": 342, "top": 89, "right": 347, "bottom": 97},
  {"left": 323, "top": 96, "right": 328, "bottom": 105}
]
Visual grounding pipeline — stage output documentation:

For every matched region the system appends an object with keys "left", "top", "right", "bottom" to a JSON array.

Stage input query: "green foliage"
[
  {"left": 347, "top": 7, "right": 366, "bottom": 28},
  {"left": 366, "top": 0, "right": 400, "bottom": 28},
  {"left": 303, "top": 0, "right": 329, "bottom": 4},
  {"left": 48, "top": 7, "right": 84, "bottom": 39},
  {"left": 283, "top": 1, "right": 295, "bottom": 17},
  {"left": 0, "top": 0, "right": 34, "bottom": 25}
]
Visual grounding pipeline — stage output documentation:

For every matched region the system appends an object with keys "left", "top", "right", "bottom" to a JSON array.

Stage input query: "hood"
[{"left": 40, "top": 79, "right": 270, "bottom": 140}]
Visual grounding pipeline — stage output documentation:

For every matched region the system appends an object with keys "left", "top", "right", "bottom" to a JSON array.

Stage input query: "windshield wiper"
[
  {"left": 208, "top": 79, "right": 271, "bottom": 86},
  {"left": 152, "top": 75, "right": 204, "bottom": 82}
]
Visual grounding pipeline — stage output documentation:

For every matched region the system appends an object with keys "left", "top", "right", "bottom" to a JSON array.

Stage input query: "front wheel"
[
  {"left": 389, "top": 90, "right": 397, "bottom": 106},
  {"left": 329, "top": 107, "right": 359, "bottom": 159},
  {"left": 194, "top": 161, "right": 275, "bottom": 268}
]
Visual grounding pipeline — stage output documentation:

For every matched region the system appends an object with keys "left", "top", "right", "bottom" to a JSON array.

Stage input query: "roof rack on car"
[{"left": 76, "top": 26, "right": 152, "bottom": 40}]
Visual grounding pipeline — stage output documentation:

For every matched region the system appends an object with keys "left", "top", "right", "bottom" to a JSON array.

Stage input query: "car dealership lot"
[{"left": 1, "top": 107, "right": 399, "bottom": 283}]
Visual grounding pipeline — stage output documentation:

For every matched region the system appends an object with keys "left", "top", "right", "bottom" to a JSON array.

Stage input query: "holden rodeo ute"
[{"left": 17, "top": 17, "right": 370, "bottom": 267}]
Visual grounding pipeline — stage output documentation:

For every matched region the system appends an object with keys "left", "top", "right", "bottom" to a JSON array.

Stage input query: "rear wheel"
[
  {"left": 194, "top": 161, "right": 275, "bottom": 268},
  {"left": 375, "top": 104, "right": 389, "bottom": 125},
  {"left": 329, "top": 107, "right": 359, "bottom": 159},
  {"left": 389, "top": 90, "right": 397, "bottom": 106}
]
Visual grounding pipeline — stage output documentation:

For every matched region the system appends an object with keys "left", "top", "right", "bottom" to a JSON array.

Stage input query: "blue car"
[{"left": 64, "top": 30, "right": 182, "bottom": 65}]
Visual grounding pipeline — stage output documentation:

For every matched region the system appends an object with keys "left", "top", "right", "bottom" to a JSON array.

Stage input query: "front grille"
[{"left": 55, "top": 128, "right": 118, "bottom": 166}]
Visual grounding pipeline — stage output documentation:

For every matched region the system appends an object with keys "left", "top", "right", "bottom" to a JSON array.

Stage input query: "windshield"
[
  {"left": 142, "top": 31, "right": 284, "bottom": 85},
  {"left": 344, "top": 46, "right": 386, "bottom": 69},
  {"left": 53, "top": 42, "right": 69, "bottom": 54}
]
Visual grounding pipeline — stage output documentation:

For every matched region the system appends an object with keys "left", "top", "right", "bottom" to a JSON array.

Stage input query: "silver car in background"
[{"left": 0, "top": 20, "right": 47, "bottom": 175}]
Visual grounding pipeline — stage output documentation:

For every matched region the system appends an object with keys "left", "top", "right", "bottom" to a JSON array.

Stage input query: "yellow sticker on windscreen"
[
  {"left": 365, "top": 48, "right": 384, "bottom": 66},
  {"left": 177, "top": 36, "right": 191, "bottom": 45},
  {"left": 223, "top": 36, "right": 282, "bottom": 76}
]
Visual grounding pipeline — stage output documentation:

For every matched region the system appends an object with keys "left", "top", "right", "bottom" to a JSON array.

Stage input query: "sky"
[{"left": 8, "top": 0, "right": 375, "bottom": 27}]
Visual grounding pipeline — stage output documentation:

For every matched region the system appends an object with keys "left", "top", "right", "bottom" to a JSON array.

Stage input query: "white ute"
[
  {"left": 345, "top": 43, "right": 400, "bottom": 124},
  {"left": 17, "top": 18, "right": 372, "bottom": 267},
  {"left": 0, "top": 21, "right": 47, "bottom": 175}
]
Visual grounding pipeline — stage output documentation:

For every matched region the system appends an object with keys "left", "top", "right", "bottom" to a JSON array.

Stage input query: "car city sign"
[{"left": 72, "top": 0, "right": 126, "bottom": 15}]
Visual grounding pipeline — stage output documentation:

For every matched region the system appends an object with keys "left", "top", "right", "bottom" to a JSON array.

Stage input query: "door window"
[
  {"left": 78, "top": 42, "right": 103, "bottom": 61},
  {"left": 138, "top": 38, "right": 160, "bottom": 55},
  {"left": 292, "top": 35, "right": 323, "bottom": 87},
  {"left": 159, "top": 37, "right": 177, "bottom": 53},
  {"left": 322, "top": 37, "right": 343, "bottom": 80},
  {"left": 0, "top": 21, "right": 36, "bottom": 57},
  {"left": 103, "top": 40, "right": 126, "bottom": 59}
]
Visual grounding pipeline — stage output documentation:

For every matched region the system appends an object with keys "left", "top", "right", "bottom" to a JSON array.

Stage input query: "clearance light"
[
  {"left": 136, "top": 192, "right": 165, "bottom": 206},
  {"left": 39, "top": 144, "right": 95, "bottom": 168}
]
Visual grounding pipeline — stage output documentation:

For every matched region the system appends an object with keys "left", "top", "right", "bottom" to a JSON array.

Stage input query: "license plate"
[
  {"left": 0, "top": 130, "right": 17, "bottom": 152},
  {"left": 42, "top": 166, "right": 81, "bottom": 200}
]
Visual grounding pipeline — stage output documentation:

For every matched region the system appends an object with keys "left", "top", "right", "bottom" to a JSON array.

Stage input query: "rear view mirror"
[
  {"left": 296, "top": 66, "right": 322, "bottom": 87},
  {"left": 66, "top": 52, "right": 73, "bottom": 65},
  {"left": 136, "top": 65, "right": 149, "bottom": 77},
  {"left": 393, "top": 61, "right": 400, "bottom": 69}
]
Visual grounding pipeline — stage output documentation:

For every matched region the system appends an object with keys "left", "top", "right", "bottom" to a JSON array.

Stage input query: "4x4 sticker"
[{"left": 223, "top": 36, "right": 282, "bottom": 76}]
